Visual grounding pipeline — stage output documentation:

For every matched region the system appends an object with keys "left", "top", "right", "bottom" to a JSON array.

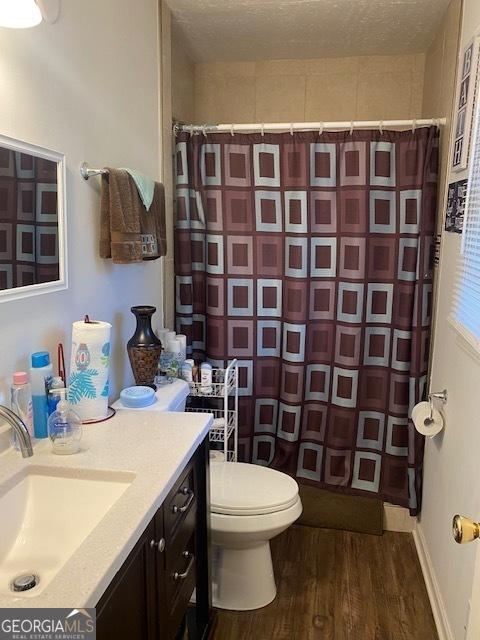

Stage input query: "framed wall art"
[{"left": 452, "top": 35, "right": 480, "bottom": 172}]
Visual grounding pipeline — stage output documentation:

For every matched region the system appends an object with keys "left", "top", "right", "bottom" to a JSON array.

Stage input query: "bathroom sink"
[{"left": 0, "top": 466, "right": 134, "bottom": 597}]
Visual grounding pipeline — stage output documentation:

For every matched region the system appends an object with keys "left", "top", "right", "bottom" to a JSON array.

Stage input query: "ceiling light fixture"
[{"left": 0, "top": 0, "right": 60, "bottom": 29}]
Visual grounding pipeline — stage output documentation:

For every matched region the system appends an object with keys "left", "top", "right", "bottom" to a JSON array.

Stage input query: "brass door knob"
[{"left": 452, "top": 515, "right": 480, "bottom": 544}]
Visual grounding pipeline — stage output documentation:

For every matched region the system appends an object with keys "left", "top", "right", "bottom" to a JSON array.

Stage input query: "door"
[
  {"left": 453, "top": 515, "right": 480, "bottom": 639},
  {"left": 467, "top": 544, "right": 480, "bottom": 639},
  {"left": 96, "top": 519, "right": 157, "bottom": 640}
]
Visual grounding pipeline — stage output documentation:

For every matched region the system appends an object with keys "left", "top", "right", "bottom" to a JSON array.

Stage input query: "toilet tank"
[{"left": 112, "top": 379, "right": 190, "bottom": 412}]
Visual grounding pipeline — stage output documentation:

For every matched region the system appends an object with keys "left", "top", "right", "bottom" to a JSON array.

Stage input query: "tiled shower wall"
[
  {"left": 172, "top": 30, "right": 196, "bottom": 124},
  {"left": 193, "top": 54, "right": 426, "bottom": 124}
]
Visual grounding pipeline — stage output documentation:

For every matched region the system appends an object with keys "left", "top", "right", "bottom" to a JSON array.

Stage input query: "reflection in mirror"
[{"left": 0, "top": 135, "right": 66, "bottom": 301}]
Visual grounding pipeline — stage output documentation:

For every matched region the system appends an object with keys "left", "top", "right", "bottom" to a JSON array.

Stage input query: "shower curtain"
[{"left": 175, "top": 128, "right": 439, "bottom": 515}]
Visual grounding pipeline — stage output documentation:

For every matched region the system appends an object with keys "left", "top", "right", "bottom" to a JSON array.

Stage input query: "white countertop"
[{"left": 0, "top": 409, "right": 212, "bottom": 608}]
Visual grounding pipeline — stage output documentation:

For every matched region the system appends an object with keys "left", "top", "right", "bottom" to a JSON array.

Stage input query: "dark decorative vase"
[{"left": 127, "top": 306, "right": 162, "bottom": 388}]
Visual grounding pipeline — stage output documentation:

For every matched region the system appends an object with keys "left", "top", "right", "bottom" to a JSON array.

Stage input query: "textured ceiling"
[{"left": 168, "top": 0, "right": 450, "bottom": 62}]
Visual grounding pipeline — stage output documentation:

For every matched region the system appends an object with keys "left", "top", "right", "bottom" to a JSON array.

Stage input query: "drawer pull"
[
  {"left": 172, "top": 489, "right": 194, "bottom": 514},
  {"left": 150, "top": 538, "right": 165, "bottom": 553},
  {"left": 174, "top": 551, "right": 195, "bottom": 581}
]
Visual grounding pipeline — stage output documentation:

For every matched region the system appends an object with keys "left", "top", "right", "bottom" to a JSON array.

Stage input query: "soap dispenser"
[{"left": 47, "top": 388, "right": 82, "bottom": 455}]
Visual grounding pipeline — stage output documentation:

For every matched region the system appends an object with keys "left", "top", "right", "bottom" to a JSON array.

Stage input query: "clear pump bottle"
[{"left": 47, "top": 388, "right": 82, "bottom": 455}]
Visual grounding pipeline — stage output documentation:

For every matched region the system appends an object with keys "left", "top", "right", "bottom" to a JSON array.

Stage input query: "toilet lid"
[{"left": 210, "top": 462, "right": 299, "bottom": 515}]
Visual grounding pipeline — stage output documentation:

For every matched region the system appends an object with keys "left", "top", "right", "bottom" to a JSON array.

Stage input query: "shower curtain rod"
[{"left": 174, "top": 118, "right": 446, "bottom": 135}]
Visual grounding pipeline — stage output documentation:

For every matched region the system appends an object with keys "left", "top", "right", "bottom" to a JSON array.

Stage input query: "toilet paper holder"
[
  {"left": 428, "top": 389, "right": 448, "bottom": 404},
  {"left": 426, "top": 389, "right": 447, "bottom": 424}
]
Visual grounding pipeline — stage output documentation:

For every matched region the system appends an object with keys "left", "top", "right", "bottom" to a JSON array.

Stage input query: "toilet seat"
[{"left": 210, "top": 461, "right": 299, "bottom": 516}]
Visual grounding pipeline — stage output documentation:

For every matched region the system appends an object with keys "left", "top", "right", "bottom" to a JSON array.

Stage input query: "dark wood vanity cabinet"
[{"left": 96, "top": 437, "right": 211, "bottom": 640}]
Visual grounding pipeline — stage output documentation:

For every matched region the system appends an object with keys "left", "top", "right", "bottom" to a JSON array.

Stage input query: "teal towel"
[{"left": 121, "top": 168, "right": 155, "bottom": 211}]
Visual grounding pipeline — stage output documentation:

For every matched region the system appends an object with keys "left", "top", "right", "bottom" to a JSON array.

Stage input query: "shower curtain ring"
[
  {"left": 350, "top": 121, "right": 354, "bottom": 135},
  {"left": 290, "top": 123, "right": 294, "bottom": 136},
  {"left": 412, "top": 119, "right": 417, "bottom": 135},
  {"left": 230, "top": 124, "right": 235, "bottom": 137},
  {"left": 202, "top": 125, "right": 207, "bottom": 138},
  {"left": 261, "top": 123, "right": 265, "bottom": 137},
  {"left": 379, "top": 120, "right": 384, "bottom": 134},
  {"left": 319, "top": 122, "right": 324, "bottom": 136}
]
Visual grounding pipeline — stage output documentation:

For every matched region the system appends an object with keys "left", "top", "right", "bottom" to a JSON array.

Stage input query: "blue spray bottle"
[{"left": 30, "top": 352, "right": 53, "bottom": 438}]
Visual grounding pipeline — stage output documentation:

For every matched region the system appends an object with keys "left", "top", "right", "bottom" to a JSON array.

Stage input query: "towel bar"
[{"left": 80, "top": 162, "right": 108, "bottom": 180}]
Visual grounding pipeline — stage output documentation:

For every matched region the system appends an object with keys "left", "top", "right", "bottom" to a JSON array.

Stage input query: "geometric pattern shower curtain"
[{"left": 175, "top": 127, "right": 439, "bottom": 515}]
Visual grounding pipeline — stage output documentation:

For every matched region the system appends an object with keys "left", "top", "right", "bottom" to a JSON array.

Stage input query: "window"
[{"left": 452, "top": 96, "right": 480, "bottom": 349}]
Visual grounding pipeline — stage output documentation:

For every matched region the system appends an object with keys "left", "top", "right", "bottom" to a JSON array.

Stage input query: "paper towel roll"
[
  {"left": 69, "top": 319, "right": 112, "bottom": 421},
  {"left": 412, "top": 401, "right": 444, "bottom": 438}
]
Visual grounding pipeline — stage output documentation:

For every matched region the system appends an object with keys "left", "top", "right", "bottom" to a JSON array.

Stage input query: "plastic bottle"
[
  {"left": 47, "top": 376, "right": 65, "bottom": 415},
  {"left": 163, "top": 336, "right": 183, "bottom": 379},
  {"left": 30, "top": 351, "right": 53, "bottom": 439},
  {"left": 10, "top": 372, "right": 33, "bottom": 450},
  {"left": 164, "top": 330, "right": 176, "bottom": 345},
  {"left": 192, "top": 362, "right": 199, "bottom": 383},
  {"left": 176, "top": 334, "right": 187, "bottom": 361},
  {"left": 181, "top": 361, "right": 194, "bottom": 387},
  {"left": 200, "top": 362, "right": 213, "bottom": 394},
  {"left": 47, "top": 388, "right": 82, "bottom": 455}
]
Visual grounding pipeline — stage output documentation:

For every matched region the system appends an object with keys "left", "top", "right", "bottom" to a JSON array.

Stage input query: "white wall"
[
  {"left": 419, "top": 0, "right": 480, "bottom": 637},
  {"left": 0, "top": 1, "right": 163, "bottom": 420},
  {"left": 160, "top": 1, "right": 176, "bottom": 331}
]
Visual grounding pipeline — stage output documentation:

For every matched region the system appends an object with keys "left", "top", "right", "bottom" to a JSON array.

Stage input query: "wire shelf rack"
[
  {"left": 190, "top": 408, "right": 236, "bottom": 442},
  {"left": 185, "top": 359, "right": 238, "bottom": 462},
  {"left": 187, "top": 364, "right": 237, "bottom": 398}
]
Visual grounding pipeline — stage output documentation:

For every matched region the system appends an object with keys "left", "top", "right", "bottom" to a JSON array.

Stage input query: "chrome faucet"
[{"left": 0, "top": 405, "right": 33, "bottom": 458}]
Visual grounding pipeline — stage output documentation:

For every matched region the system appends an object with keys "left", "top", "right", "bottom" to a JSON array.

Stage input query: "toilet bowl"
[{"left": 113, "top": 380, "right": 302, "bottom": 611}]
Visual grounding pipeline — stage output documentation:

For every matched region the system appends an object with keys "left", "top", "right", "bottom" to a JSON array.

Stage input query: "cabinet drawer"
[
  {"left": 164, "top": 464, "right": 196, "bottom": 538},
  {"left": 166, "top": 533, "right": 196, "bottom": 636},
  {"left": 165, "top": 498, "right": 196, "bottom": 572}
]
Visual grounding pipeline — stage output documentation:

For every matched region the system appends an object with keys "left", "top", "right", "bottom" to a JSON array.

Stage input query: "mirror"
[{"left": 0, "top": 133, "right": 66, "bottom": 302}]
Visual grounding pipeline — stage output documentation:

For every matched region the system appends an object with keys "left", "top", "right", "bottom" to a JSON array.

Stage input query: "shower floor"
[{"left": 211, "top": 524, "right": 438, "bottom": 640}]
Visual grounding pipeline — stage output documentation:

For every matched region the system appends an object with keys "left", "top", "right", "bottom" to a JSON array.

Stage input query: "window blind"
[{"left": 453, "top": 96, "right": 480, "bottom": 348}]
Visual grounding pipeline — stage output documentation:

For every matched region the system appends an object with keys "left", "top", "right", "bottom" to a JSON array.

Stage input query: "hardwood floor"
[{"left": 211, "top": 525, "right": 438, "bottom": 640}]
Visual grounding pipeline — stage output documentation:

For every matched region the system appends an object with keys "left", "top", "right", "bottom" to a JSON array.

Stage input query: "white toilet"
[
  {"left": 210, "top": 460, "right": 302, "bottom": 610},
  {"left": 113, "top": 379, "right": 303, "bottom": 611}
]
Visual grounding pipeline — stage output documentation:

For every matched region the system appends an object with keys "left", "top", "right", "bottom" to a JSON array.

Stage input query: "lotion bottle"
[
  {"left": 10, "top": 372, "right": 33, "bottom": 450},
  {"left": 200, "top": 362, "right": 213, "bottom": 394}
]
